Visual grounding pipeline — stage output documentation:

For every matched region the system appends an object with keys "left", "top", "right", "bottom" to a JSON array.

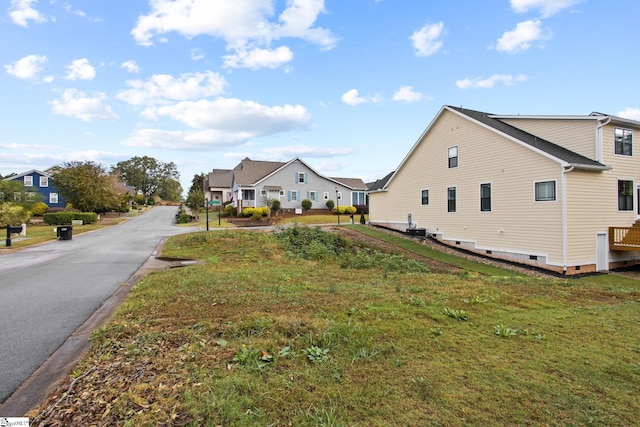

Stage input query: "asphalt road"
[{"left": 0, "top": 206, "right": 199, "bottom": 408}]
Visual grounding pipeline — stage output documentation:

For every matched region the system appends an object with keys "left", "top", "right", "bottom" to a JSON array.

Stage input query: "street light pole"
[
  {"left": 335, "top": 187, "right": 340, "bottom": 226},
  {"left": 205, "top": 198, "right": 209, "bottom": 231}
]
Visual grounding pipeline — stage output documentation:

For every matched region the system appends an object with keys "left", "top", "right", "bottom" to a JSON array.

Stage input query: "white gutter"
[{"left": 595, "top": 117, "right": 611, "bottom": 163}]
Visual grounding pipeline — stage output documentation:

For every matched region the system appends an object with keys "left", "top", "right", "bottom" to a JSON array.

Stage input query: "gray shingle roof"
[
  {"left": 447, "top": 106, "right": 608, "bottom": 170},
  {"left": 233, "top": 158, "right": 285, "bottom": 185}
]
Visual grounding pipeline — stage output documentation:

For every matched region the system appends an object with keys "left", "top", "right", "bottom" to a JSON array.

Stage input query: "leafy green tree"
[
  {"left": 52, "top": 161, "right": 123, "bottom": 212},
  {"left": 157, "top": 178, "right": 183, "bottom": 203},
  {"left": 113, "top": 156, "right": 180, "bottom": 201},
  {"left": 185, "top": 173, "right": 207, "bottom": 219},
  {"left": 0, "top": 180, "right": 30, "bottom": 204},
  {"left": 185, "top": 187, "right": 205, "bottom": 220},
  {"left": 189, "top": 173, "right": 205, "bottom": 194}
]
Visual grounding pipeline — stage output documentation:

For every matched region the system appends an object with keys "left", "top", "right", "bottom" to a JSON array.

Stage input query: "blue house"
[{"left": 2, "top": 169, "right": 66, "bottom": 208}]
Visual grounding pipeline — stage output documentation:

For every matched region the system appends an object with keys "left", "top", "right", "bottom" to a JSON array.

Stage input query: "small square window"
[
  {"left": 50, "top": 193, "right": 58, "bottom": 204},
  {"left": 421, "top": 189, "right": 429, "bottom": 205},
  {"left": 535, "top": 181, "right": 556, "bottom": 202},
  {"left": 40, "top": 176, "right": 48, "bottom": 187},
  {"left": 448, "top": 146, "right": 458, "bottom": 168},
  {"left": 24, "top": 176, "right": 33, "bottom": 187}
]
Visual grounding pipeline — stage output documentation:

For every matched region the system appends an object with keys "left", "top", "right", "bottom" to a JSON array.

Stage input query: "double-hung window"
[
  {"left": 24, "top": 176, "right": 33, "bottom": 187},
  {"left": 618, "top": 180, "right": 634, "bottom": 211},
  {"left": 448, "top": 146, "right": 459, "bottom": 168},
  {"left": 447, "top": 187, "right": 456, "bottom": 212},
  {"left": 615, "top": 128, "right": 632, "bottom": 156},
  {"left": 421, "top": 189, "right": 429, "bottom": 205},
  {"left": 535, "top": 181, "right": 556, "bottom": 202},
  {"left": 308, "top": 191, "right": 317, "bottom": 202},
  {"left": 352, "top": 191, "right": 366, "bottom": 205},
  {"left": 40, "top": 176, "right": 48, "bottom": 187},
  {"left": 480, "top": 183, "right": 491, "bottom": 212},
  {"left": 296, "top": 172, "right": 307, "bottom": 183}
]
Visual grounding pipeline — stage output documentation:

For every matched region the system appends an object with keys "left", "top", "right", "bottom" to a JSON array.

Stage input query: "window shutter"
[
  {"left": 287, "top": 191, "right": 292, "bottom": 201},
  {"left": 304, "top": 173, "right": 308, "bottom": 183},
  {"left": 295, "top": 172, "right": 299, "bottom": 183}
]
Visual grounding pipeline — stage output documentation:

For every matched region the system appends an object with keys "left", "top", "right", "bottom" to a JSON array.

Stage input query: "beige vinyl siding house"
[{"left": 369, "top": 105, "right": 640, "bottom": 275}]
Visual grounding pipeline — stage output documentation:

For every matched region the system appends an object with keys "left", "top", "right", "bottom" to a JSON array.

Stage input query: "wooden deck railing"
[{"left": 609, "top": 227, "right": 640, "bottom": 251}]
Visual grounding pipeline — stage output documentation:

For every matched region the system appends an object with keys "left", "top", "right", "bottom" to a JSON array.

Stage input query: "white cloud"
[
  {"left": 143, "top": 98, "right": 310, "bottom": 132},
  {"left": 50, "top": 89, "right": 118, "bottom": 122},
  {"left": 4, "top": 54, "right": 47, "bottom": 79},
  {"left": 223, "top": 46, "right": 294, "bottom": 69},
  {"left": 9, "top": 0, "right": 47, "bottom": 27},
  {"left": 410, "top": 22, "right": 444, "bottom": 57},
  {"left": 456, "top": 74, "right": 527, "bottom": 89},
  {"left": 121, "top": 60, "right": 140, "bottom": 73},
  {"left": 130, "top": 0, "right": 337, "bottom": 69},
  {"left": 190, "top": 48, "right": 205, "bottom": 60},
  {"left": 617, "top": 107, "right": 640, "bottom": 122},
  {"left": 117, "top": 71, "right": 227, "bottom": 106},
  {"left": 392, "top": 86, "right": 423, "bottom": 103},
  {"left": 64, "top": 58, "right": 96, "bottom": 80},
  {"left": 496, "top": 20, "right": 551, "bottom": 54},
  {"left": 510, "top": 0, "right": 583, "bottom": 18},
  {"left": 123, "top": 98, "right": 311, "bottom": 151},
  {"left": 341, "top": 89, "right": 382, "bottom": 106},
  {"left": 260, "top": 145, "right": 354, "bottom": 159}
]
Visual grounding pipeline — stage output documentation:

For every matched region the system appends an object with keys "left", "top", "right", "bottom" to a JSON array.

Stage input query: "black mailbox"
[{"left": 5, "top": 224, "right": 23, "bottom": 247}]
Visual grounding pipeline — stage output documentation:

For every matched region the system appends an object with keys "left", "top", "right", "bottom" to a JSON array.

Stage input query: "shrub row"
[
  {"left": 43, "top": 211, "right": 98, "bottom": 225},
  {"left": 242, "top": 206, "right": 270, "bottom": 219}
]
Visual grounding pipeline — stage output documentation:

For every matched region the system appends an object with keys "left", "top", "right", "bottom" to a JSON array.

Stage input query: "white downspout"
[
  {"left": 595, "top": 117, "right": 611, "bottom": 163},
  {"left": 562, "top": 165, "right": 574, "bottom": 274}
]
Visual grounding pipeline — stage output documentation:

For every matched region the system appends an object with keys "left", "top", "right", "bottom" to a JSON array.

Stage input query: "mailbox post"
[{"left": 5, "top": 224, "right": 23, "bottom": 247}]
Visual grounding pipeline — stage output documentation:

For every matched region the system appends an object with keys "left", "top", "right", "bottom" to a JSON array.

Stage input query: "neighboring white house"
[
  {"left": 204, "top": 157, "right": 367, "bottom": 213},
  {"left": 369, "top": 105, "right": 640, "bottom": 275}
]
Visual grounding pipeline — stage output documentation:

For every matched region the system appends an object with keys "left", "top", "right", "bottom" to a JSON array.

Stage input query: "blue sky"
[{"left": 2, "top": 0, "right": 639, "bottom": 193}]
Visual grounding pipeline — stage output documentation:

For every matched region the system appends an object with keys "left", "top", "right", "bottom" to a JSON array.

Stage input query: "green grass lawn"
[
  {"left": 27, "top": 226, "right": 640, "bottom": 426},
  {"left": 3, "top": 219, "right": 128, "bottom": 249}
]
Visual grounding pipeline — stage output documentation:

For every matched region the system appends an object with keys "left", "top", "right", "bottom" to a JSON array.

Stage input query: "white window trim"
[
  {"left": 617, "top": 178, "right": 635, "bottom": 212},
  {"left": 24, "top": 176, "right": 33, "bottom": 186},
  {"left": 447, "top": 186, "right": 457, "bottom": 213},
  {"left": 40, "top": 176, "right": 48, "bottom": 187},
  {"left": 480, "top": 182, "right": 492, "bottom": 212},
  {"left": 421, "top": 188, "right": 429, "bottom": 206},
  {"left": 448, "top": 145, "right": 459, "bottom": 169},
  {"left": 533, "top": 179, "right": 557, "bottom": 203},
  {"left": 614, "top": 127, "right": 633, "bottom": 157}
]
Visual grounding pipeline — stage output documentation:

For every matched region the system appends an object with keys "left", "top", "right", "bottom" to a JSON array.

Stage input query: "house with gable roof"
[
  {"left": 204, "top": 157, "right": 367, "bottom": 213},
  {"left": 368, "top": 105, "right": 640, "bottom": 275},
  {"left": 2, "top": 169, "right": 66, "bottom": 208}
]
